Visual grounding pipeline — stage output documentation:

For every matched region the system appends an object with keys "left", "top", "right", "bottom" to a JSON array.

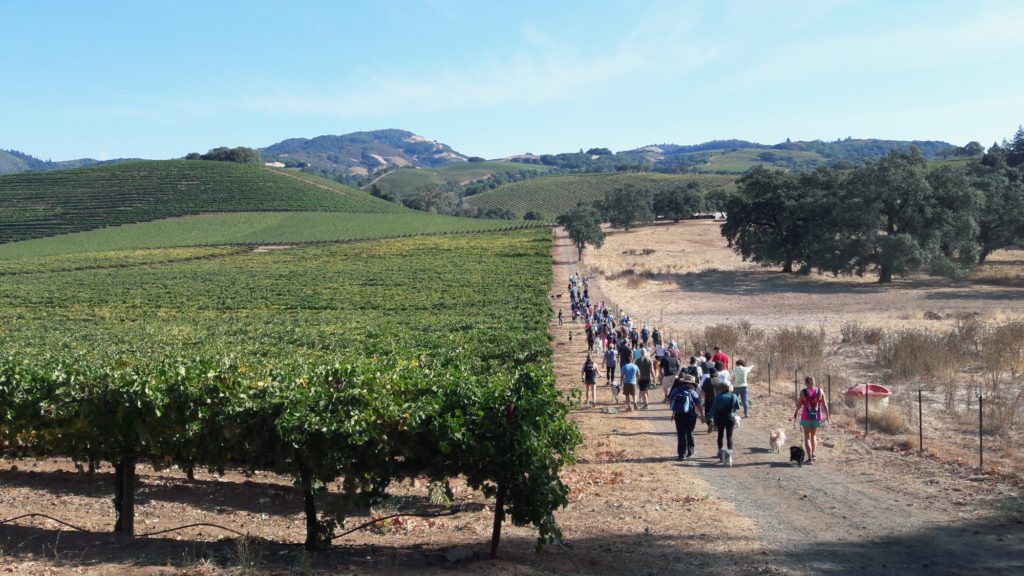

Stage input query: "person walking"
[
  {"left": 620, "top": 355, "right": 640, "bottom": 412},
  {"left": 731, "top": 359, "right": 754, "bottom": 418},
  {"left": 603, "top": 345, "right": 618, "bottom": 387},
  {"left": 659, "top": 349, "right": 681, "bottom": 402},
  {"left": 793, "top": 376, "right": 830, "bottom": 464},
  {"left": 701, "top": 352, "right": 716, "bottom": 377},
  {"left": 708, "top": 382, "right": 741, "bottom": 463},
  {"left": 711, "top": 346, "right": 731, "bottom": 370},
  {"left": 684, "top": 356, "right": 703, "bottom": 382},
  {"left": 636, "top": 348, "right": 655, "bottom": 410},
  {"left": 558, "top": 308, "right": 563, "bottom": 326},
  {"left": 668, "top": 374, "right": 705, "bottom": 460},
  {"left": 582, "top": 354, "right": 599, "bottom": 407},
  {"left": 700, "top": 369, "right": 719, "bottom": 433}
]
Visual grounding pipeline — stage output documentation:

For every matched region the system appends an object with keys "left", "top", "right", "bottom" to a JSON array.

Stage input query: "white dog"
[
  {"left": 720, "top": 448, "right": 733, "bottom": 467},
  {"left": 769, "top": 429, "right": 787, "bottom": 453}
]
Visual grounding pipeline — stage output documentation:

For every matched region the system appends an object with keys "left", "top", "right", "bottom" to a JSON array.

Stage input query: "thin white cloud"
[{"left": 238, "top": 3, "right": 718, "bottom": 118}]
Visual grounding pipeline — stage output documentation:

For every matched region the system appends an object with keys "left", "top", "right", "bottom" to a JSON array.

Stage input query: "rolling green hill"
[
  {"left": 0, "top": 212, "right": 539, "bottom": 262},
  {"left": 465, "top": 172, "right": 737, "bottom": 220},
  {"left": 686, "top": 148, "right": 827, "bottom": 173},
  {"left": 370, "top": 161, "right": 554, "bottom": 200},
  {"left": 0, "top": 160, "right": 404, "bottom": 244}
]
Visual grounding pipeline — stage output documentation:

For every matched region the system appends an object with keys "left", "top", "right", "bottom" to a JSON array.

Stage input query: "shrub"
[
  {"left": 767, "top": 326, "right": 825, "bottom": 374},
  {"left": 855, "top": 406, "right": 910, "bottom": 435},
  {"left": 877, "top": 330, "right": 956, "bottom": 386}
]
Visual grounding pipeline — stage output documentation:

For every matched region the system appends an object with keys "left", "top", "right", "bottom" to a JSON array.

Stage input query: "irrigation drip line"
[
  {"left": 0, "top": 513, "right": 90, "bottom": 533},
  {"left": 331, "top": 508, "right": 462, "bottom": 541},
  {"left": 136, "top": 522, "right": 244, "bottom": 538},
  {"left": 0, "top": 512, "right": 243, "bottom": 538}
]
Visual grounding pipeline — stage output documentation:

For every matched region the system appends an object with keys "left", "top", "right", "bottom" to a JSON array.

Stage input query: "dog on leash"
[
  {"left": 611, "top": 382, "right": 621, "bottom": 404},
  {"left": 719, "top": 448, "right": 733, "bottom": 467},
  {"left": 769, "top": 429, "right": 787, "bottom": 452},
  {"left": 789, "top": 445, "right": 805, "bottom": 467}
]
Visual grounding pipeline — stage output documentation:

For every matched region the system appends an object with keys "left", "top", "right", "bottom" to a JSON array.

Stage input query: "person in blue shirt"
[
  {"left": 620, "top": 357, "right": 640, "bottom": 412},
  {"left": 668, "top": 374, "right": 705, "bottom": 460}
]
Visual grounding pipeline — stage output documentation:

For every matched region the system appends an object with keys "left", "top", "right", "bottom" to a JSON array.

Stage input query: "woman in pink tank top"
[{"left": 793, "top": 376, "right": 829, "bottom": 464}]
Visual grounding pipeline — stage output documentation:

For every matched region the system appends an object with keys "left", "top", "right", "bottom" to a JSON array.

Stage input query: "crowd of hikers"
[{"left": 567, "top": 271, "right": 829, "bottom": 466}]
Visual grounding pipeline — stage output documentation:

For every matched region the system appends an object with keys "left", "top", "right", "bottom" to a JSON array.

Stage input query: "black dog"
[{"left": 789, "top": 445, "right": 805, "bottom": 468}]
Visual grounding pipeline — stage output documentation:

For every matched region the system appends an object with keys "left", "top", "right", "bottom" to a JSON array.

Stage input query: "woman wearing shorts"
[{"left": 793, "top": 376, "right": 830, "bottom": 464}]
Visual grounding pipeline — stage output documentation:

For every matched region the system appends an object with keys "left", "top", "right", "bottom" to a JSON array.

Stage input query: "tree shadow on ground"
[
  {"left": 0, "top": 467, "right": 452, "bottom": 520},
  {"left": 2, "top": 513, "right": 1022, "bottom": 575},
  {"left": 599, "top": 267, "right": 1024, "bottom": 300}
]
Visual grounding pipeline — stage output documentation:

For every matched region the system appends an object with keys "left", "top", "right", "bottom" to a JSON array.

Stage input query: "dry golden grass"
[
  {"left": 583, "top": 220, "right": 1024, "bottom": 473},
  {"left": 585, "top": 221, "right": 1024, "bottom": 333}
]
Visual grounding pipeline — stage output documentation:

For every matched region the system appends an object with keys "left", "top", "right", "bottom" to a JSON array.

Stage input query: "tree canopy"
[
  {"left": 654, "top": 181, "right": 705, "bottom": 222},
  {"left": 557, "top": 204, "right": 605, "bottom": 261},
  {"left": 599, "top": 185, "right": 654, "bottom": 230},
  {"left": 187, "top": 146, "right": 262, "bottom": 165},
  {"left": 720, "top": 147, "right": 1019, "bottom": 283}
]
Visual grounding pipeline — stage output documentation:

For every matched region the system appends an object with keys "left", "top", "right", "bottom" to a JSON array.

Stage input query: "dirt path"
[
  {"left": 647, "top": 402, "right": 1024, "bottom": 575},
  {"left": 560, "top": 227, "right": 1024, "bottom": 576}
]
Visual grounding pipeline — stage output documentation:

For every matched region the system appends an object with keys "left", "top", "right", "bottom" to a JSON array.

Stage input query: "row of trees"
[
  {"left": 0, "top": 352, "right": 579, "bottom": 555},
  {"left": 722, "top": 142, "right": 1024, "bottom": 282},
  {"left": 558, "top": 182, "right": 720, "bottom": 259},
  {"left": 185, "top": 146, "right": 262, "bottom": 164},
  {"left": 558, "top": 127, "right": 1024, "bottom": 271}
]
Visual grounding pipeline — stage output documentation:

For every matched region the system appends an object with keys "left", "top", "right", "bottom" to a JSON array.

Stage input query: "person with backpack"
[
  {"left": 668, "top": 374, "right": 705, "bottom": 460},
  {"left": 708, "top": 381, "right": 741, "bottom": 462},
  {"left": 640, "top": 325, "right": 650, "bottom": 347},
  {"left": 793, "top": 376, "right": 830, "bottom": 464},
  {"left": 651, "top": 327, "right": 662, "bottom": 348},
  {"left": 581, "top": 355, "right": 600, "bottom": 407},
  {"left": 702, "top": 352, "right": 716, "bottom": 377},
  {"left": 685, "top": 356, "right": 703, "bottom": 381},
  {"left": 701, "top": 369, "right": 720, "bottom": 433}
]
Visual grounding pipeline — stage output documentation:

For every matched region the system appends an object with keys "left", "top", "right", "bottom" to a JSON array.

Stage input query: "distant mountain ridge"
[
  {"left": 5, "top": 132, "right": 962, "bottom": 179},
  {"left": 259, "top": 129, "right": 468, "bottom": 180},
  {"left": 0, "top": 149, "right": 135, "bottom": 175},
  {"left": 629, "top": 137, "right": 953, "bottom": 165},
  {"left": 504, "top": 137, "right": 958, "bottom": 173}
]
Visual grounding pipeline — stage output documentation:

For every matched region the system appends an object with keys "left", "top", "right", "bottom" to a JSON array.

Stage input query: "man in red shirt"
[{"left": 711, "top": 346, "right": 730, "bottom": 370}]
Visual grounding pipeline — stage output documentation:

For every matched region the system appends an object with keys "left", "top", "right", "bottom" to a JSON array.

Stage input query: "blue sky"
[{"left": 2, "top": 0, "right": 1022, "bottom": 161}]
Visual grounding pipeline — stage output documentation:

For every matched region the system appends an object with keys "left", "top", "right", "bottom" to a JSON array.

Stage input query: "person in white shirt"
[{"left": 731, "top": 359, "right": 754, "bottom": 418}]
